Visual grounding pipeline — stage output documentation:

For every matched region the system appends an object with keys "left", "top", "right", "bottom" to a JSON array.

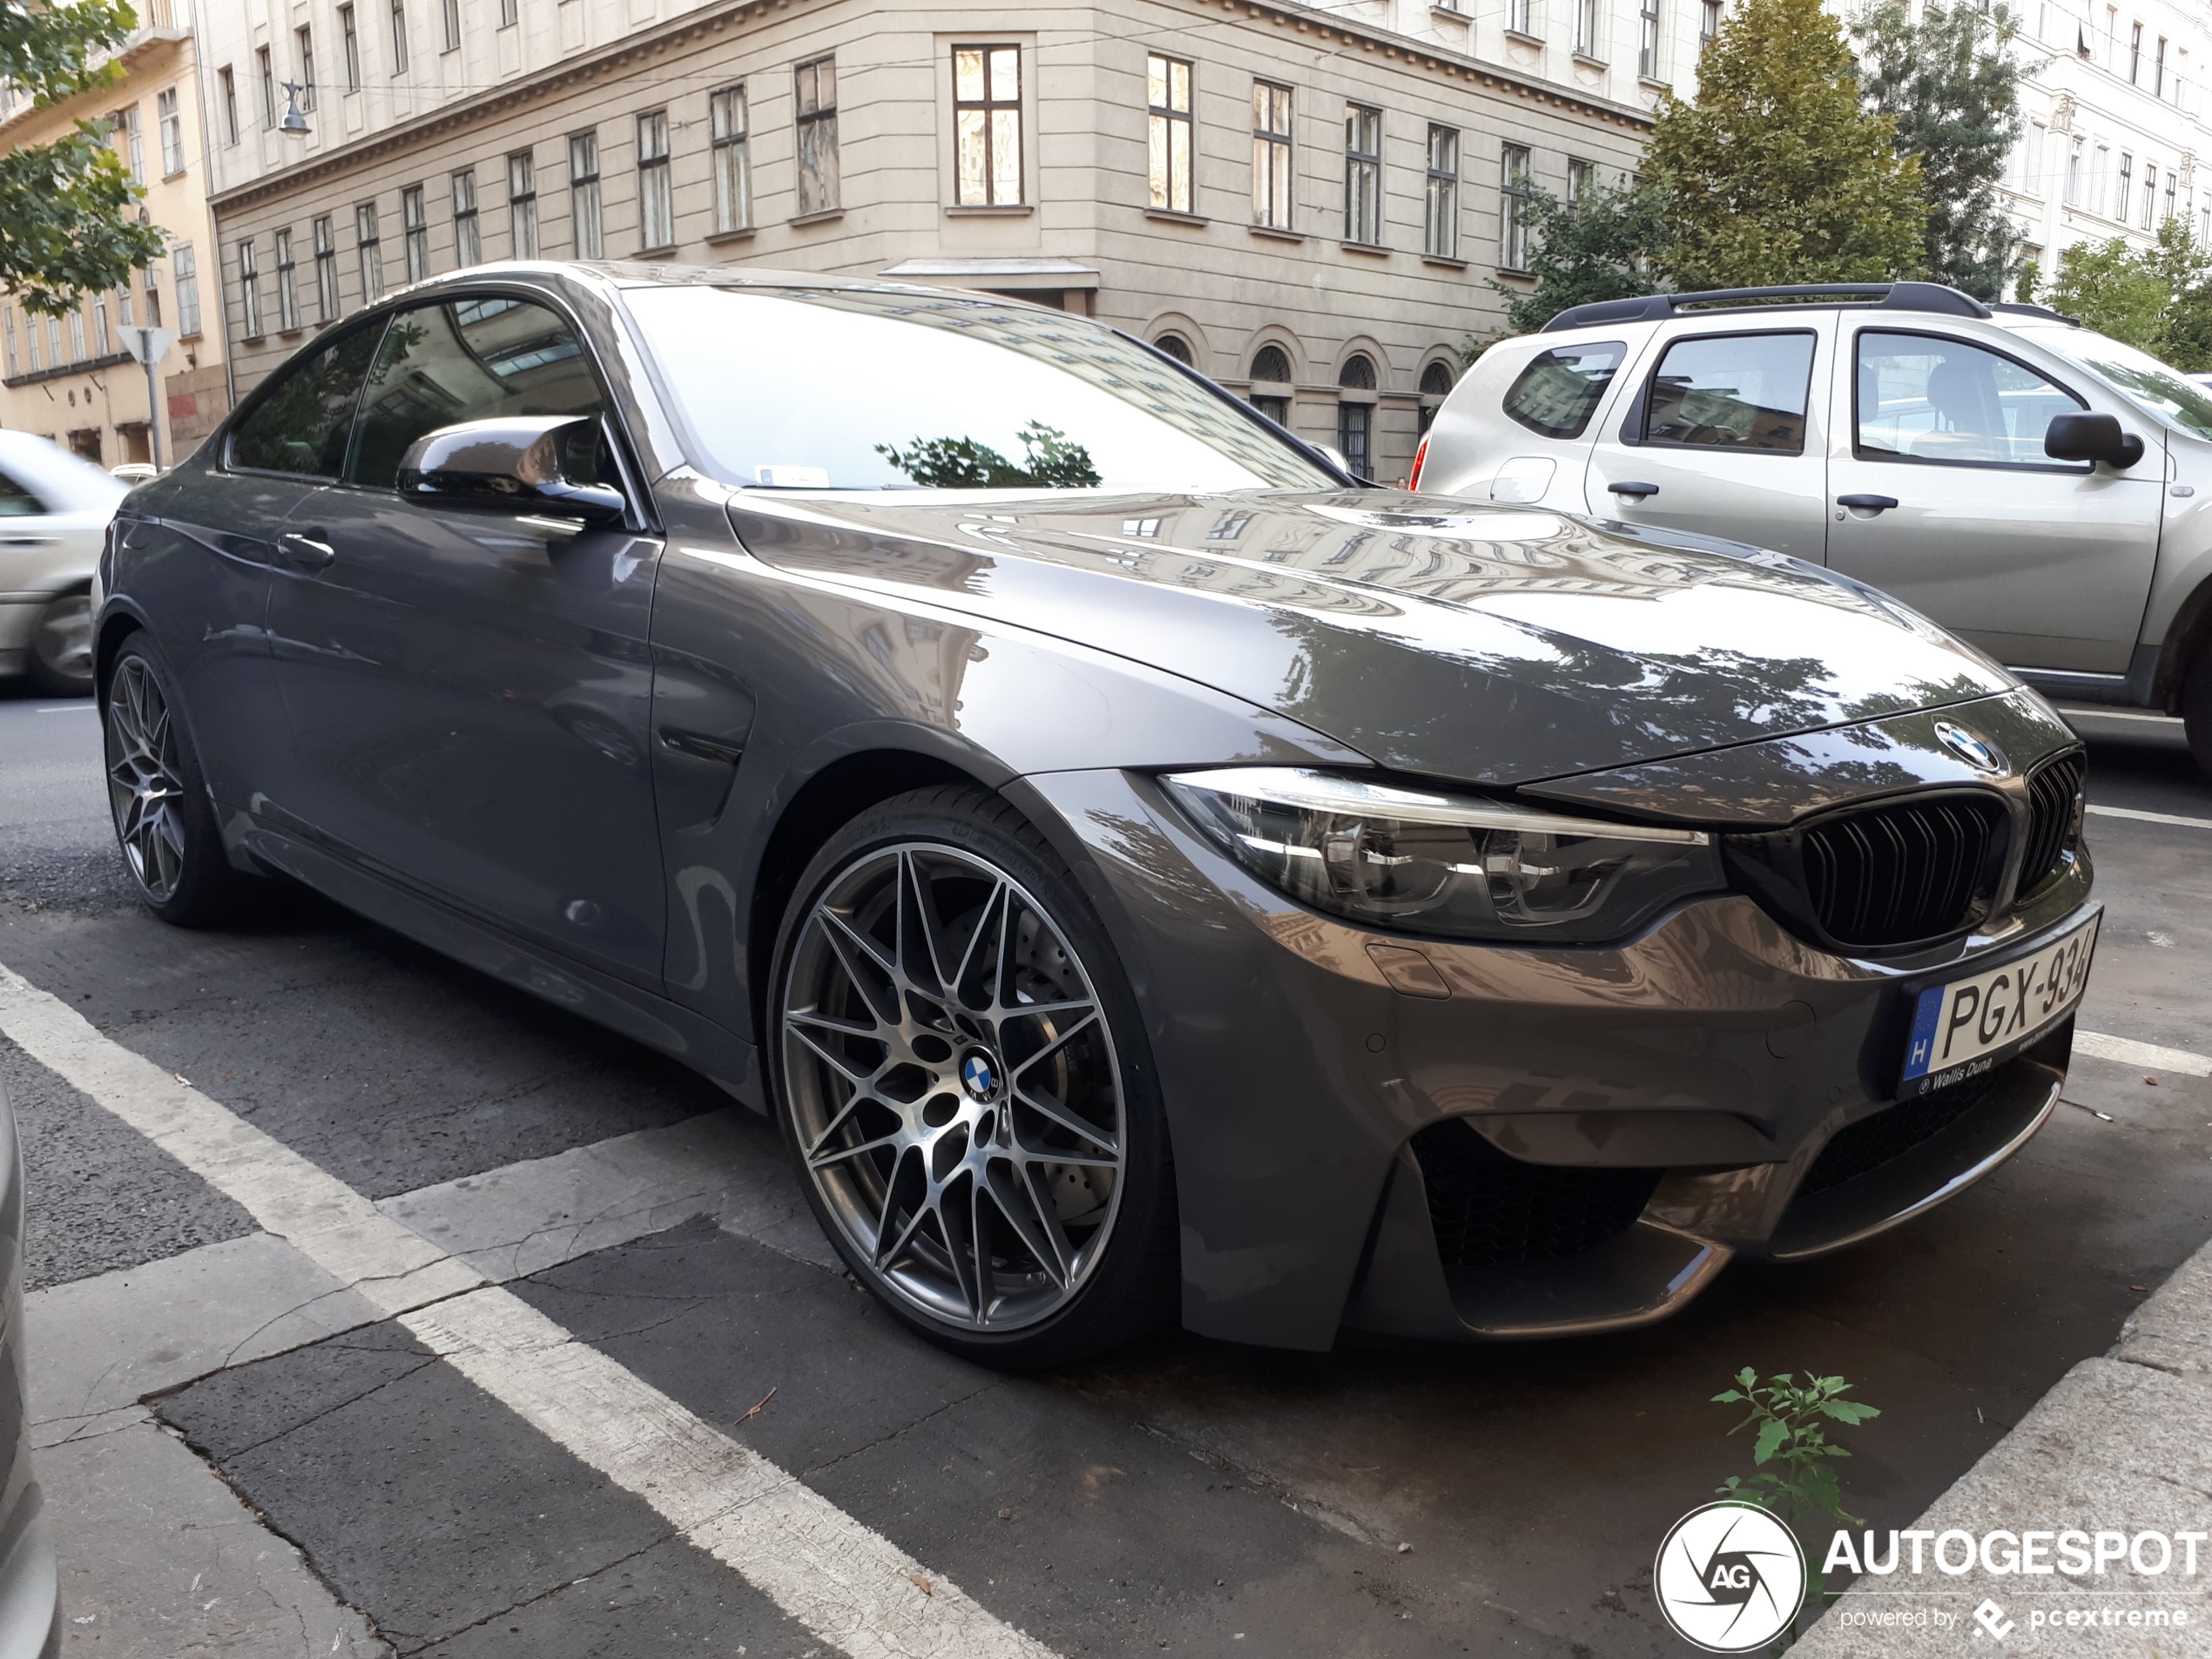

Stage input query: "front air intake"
[{"left": 1409, "top": 1119, "right": 1661, "bottom": 1270}]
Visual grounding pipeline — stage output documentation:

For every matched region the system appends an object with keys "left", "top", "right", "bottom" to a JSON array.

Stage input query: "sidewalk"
[{"left": 1791, "top": 1235, "right": 2212, "bottom": 1656}]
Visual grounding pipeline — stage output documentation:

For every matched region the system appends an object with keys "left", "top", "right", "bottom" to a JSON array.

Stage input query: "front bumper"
[{"left": 1020, "top": 768, "right": 2095, "bottom": 1350}]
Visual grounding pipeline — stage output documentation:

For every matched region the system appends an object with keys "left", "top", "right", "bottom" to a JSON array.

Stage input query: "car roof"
[
  {"left": 1536, "top": 282, "right": 2080, "bottom": 337},
  {"left": 0, "top": 430, "right": 128, "bottom": 510}
]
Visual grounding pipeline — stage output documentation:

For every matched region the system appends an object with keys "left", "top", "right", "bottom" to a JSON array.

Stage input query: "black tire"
[
  {"left": 101, "top": 637, "right": 261, "bottom": 926},
  {"left": 767, "top": 785, "right": 1177, "bottom": 1368},
  {"left": 25, "top": 592, "right": 94, "bottom": 696},
  {"left": 2186, "top": 644, "right": 2212, "bottom": 778}
]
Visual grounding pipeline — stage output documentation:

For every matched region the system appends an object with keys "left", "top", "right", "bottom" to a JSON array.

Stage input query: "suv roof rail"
[
  {"left": 1988, "top": 300, "right": 2082, "bottom": 326},
  {"left": 1540, "top": 281, "right": 1993, "bottom": 333}
]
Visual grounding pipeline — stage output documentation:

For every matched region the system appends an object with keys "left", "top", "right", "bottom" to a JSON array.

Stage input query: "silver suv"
[{"left": 1416, "top": 281, "right": 2212, "bottom": 769}]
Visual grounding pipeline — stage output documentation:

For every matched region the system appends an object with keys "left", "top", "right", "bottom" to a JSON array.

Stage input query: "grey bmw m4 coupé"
[{"left": 98, "top": 264, "right": 2098, "bottom": 1363}]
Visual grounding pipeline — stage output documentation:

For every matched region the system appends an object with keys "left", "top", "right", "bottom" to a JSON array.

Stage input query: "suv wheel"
[
  {"left": 27, "top": 593, "right": 93, "bottom": 696},
  {"left": 2185, "top": 644, "right": 2212, "bottom": 777}
]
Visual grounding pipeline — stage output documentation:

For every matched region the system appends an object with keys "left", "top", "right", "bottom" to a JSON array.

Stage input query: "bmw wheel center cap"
[{"left": 959, "top": 1049, "right": 1001, "bottom": 1103}]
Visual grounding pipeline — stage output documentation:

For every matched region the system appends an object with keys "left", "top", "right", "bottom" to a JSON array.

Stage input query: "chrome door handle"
[
  {"left": 1606, "top": 481, "right": 1660, "bottom": 499},
  {"left": 1836, "top": 495, "right": 1899, "bottom": 512},
  {"left": 278, "top": 529, "right": 335, "bottom": 570}
]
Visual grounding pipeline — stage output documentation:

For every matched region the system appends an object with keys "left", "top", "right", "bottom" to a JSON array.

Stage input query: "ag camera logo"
[{"left": 1656, "top": 1501, "right": 1807, "bottom": 1653}]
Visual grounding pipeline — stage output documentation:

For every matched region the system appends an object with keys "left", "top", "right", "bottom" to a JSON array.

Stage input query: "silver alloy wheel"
[
  {"left": 105, "top": 656, "right": 189, "bottom": 902},
  {"left": 780, "top": 843, "right": 1127, "bottom": 1332},
  {"left": 31, "top": 595, "right": 93, "bottom": 686}
]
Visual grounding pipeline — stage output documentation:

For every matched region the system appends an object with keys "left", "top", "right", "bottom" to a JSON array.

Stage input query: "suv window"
[
  {"left": 0, "top": 469, "right": 47, "bottom": 516},
  {"left": 1856, "top": 331, "right": 2087, "bottom": 467},
  {"left": 1642, "top": 331, "right": 1815, "bottom": 453},
  {"left": 228, "top": 325, "right": 384, "bottom": 477},
  {"left": 1502, "top": 341, "right": 1626, "bottom": 439},
  {"left": 347, "top": 296, "right": 607, "bottom": 490}
]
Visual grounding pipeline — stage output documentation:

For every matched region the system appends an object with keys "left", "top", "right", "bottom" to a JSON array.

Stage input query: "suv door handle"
[
  {"left": 1836, "top": 495, "right": 1899, "bottom": 513},
  {"left": 1605, "top": 481, "right": 1660, "bottom": 499},
  {"left": 278, "top": 529, "right": 336, "bottom": 570}
]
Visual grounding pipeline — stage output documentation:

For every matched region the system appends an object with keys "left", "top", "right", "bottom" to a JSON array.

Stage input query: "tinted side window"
[
  {"left": 1855, "top": 331, "right": 2087, "bottom": 467},
  {"left": 0, "top": 469, "right": 48, "bottom": 516},
  {"left": 346, "top": 297, "right": 606, "bottom": 490},
  {"left": 229, "top": 326, "right": 384, "bottom": 477},
  {"left": 1643, "top": 332, "right": 1815, "bottom": 453},
  {"left": 1501, "top": 341, "right": 1626, "bottom": 440}
]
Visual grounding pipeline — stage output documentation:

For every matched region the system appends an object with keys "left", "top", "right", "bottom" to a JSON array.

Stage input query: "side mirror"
[
  {"left": 2044, "top": 411, "right": 2145, "bottom": 469},
  {"left": 396, "top": 415, "right": 629, "bottom": 523}
]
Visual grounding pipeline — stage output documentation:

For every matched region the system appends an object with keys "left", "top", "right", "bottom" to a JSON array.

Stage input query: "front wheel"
[
  {"left": 2185, "top": 644, "right": 2212, "bottom": 778},
  {"left": 769, "top": 786, "right": 1176, "bottom": 1367},
  {"left": 26, "top": 593, "right": 93, "bottom": 695}
]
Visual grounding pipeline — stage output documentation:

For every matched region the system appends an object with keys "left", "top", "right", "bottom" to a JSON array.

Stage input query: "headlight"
[{"left": 1163, "top": 767, "right": 1727, "bottom": 943}]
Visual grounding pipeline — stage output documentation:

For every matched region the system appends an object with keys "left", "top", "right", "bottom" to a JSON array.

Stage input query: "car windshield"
[
  {"left": 2037, "top": 327, "right": 2212, "bottom": 439},
  {"left": 623, "top": 285, "right": 1337, "bottom": 492}
]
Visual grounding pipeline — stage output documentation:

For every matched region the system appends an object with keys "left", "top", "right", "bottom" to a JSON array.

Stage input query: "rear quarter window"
[{"left": 1501, "top": 341, "right": 1627, "bottom": 440}]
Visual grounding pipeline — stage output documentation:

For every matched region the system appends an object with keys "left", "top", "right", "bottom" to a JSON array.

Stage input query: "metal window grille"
[
  {"left": 1147, "top": 55, "right": 1192, "bottom": 214},
  {"left": 238, "top": 239, "right": 262, "bottom": 338},
  {"left": 954, "top": 46, "right": 1022, "bottom": 206},
  {"left": 507, "top": 152, "right": 537, "bottom": 258},
  {"left": 451, "top": 171, "right": 480, "bottom": 266},
  {"left": 402, "top": 184, "right": 429, "bottom": 280},
  {"left": 274, "top": 229, "right": 300, "bottom": 331},
  {"left": 157, "top": 89, "right": 184, "bottom": 174},
  {"left": 637, "top": 111, "right": 672, "bottom": 247},
  {"left": 1344, "top": 105, "right": 1381, "bottom": 245},
  {"left": 569, "top": 132, "right": 604, "bottom": 258},
  {"left": 174, "top": 244, "right": 201, "bottom": 336},
  {"left": 1424, "top": 125, "right": 1459, "bottom": 258},
  {"left": 711, "top": 86, "right": 752, "bottom": 233},
  {"left": 795, "top": 56, "right": 840, "bottom": 215},
  {"left": 356, "top": 200, "right": 383, "bottom": 304},
  {"left": 341, "top": 7, "right": 361, "bottom": 88},
  {"left": 314, "top": 215, "right": 340, "bottom": 318},
  {"left": 1501, "top": 144, "right": 1532, "bottom": 269},
  {"left": 1251, "top": 81, "right": 1293, "bottom": 229}
]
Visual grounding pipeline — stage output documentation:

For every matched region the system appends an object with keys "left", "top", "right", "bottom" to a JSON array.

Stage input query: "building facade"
[
  {"left": 197, "top": 0, "right": 1658, "bottom": 482},
  {"left": 0, "top": 0, "right": 231, "bottom": 465}
]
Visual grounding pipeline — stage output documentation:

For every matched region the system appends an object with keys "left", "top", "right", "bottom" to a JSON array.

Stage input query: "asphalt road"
[{"left": 3, "top": 678, "right": 2209, "bottom": 1659}]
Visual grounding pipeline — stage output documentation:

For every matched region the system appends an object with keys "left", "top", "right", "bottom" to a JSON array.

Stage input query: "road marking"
[
  {"left": 2057, "top": 708, "right": 2181, "bottom": 725},
  {"left": 0, "top": 961, "right": 1055, "bottom": 1659},
  {"left": 2074, "top": 1029, "right": 2212, "bottom": 1077},
  {"left": 2087, "top": 803, "right": 2212, "bottom": 832}
]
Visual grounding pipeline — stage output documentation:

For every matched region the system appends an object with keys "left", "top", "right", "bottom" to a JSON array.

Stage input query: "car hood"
[{"left": 724, "top": 489, "right": 2013, "bottom": 787}]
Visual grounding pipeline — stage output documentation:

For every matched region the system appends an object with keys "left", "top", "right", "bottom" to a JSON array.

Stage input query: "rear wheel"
[
  {"left": 769, "top": 786, "right": 1176, "bottom": 1367},
  {"left": 26, "top": 593, "right": 93, "bottom": 696},
  {"left": 2185, "top": 643, "right": 2212, "bottom": 777},
  {"left": 102, "top": 638, "right": 259, "bottom": 925}
]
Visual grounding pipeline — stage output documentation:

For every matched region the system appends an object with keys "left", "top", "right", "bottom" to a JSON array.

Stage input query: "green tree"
[
  {"left": 1646, "top": 0, "right": 1927, "bottom": 289},
  {"left": 1490, "top": 176, "right": 1668, "bottom": 335},
  {"left": 1851, "top": 0, "right": 2032, "bottom": 300},
  {"left": 2046, "top": 218, "right": 2212, "bottom": 369},
  {"left": 0, "top": 0, "right": 167, "bottom": 314}
]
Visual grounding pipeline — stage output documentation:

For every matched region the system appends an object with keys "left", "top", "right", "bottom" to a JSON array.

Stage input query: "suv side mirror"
[
  {"left": 396, "top": 415, "right": 628, "bottom": 523},
  {"left": 2044, "top": 411, "right": 2145, "bottom": 469}
]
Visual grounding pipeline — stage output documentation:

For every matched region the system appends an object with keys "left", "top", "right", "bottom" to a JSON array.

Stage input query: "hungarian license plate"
[{"left": 1899, "top": 914, "right": 2100, "bottom": 1094}]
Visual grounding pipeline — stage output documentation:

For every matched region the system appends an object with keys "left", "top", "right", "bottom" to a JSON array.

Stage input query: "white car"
[
  {"left": 1413, "top": 282, "right": 2212, "bottom": 770},
  {"left": 0, "top": 433, "right": 127, "bottom": 696}
]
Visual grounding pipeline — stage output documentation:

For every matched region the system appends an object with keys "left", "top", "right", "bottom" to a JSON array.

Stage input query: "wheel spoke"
[
  {"left": 787, "top": 1008, "right": 880, "bottom": 1040},
  {"left": 817, "top": 911, "right": 900, "bottom": 1027},
  {"left": 987, "top": 1161, "right": 1071, "bottom": 1288},
  {"left": 968, "top": 1177, "right": 995, "bottom": 1321},
  {"left": 807, "top": 1129, "right": 904, "bottom": 1172},
  {"left": 898, "top": 851, "right": 954, "bottom": 996},
  {"left": 1010, "top": 1011, "right": 1102, "bottom": 1082},
  {"left": 1012, "top": 1078, "right": 1120, "bottom": 1157},
  {"left": 952, "top": 879, "right": 1008, "bottom": 1009},
  {"left": 786, "top": 1019, "right": 880, "bottom": 1088},
  {"left": 941, "top": 1176, "right": 983, "bottom": 1320}
]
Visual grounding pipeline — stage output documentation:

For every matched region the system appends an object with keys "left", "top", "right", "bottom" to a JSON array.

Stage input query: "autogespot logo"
[{"left": 1656, "top": 1502, "right": 1808, "bottom": 1654}]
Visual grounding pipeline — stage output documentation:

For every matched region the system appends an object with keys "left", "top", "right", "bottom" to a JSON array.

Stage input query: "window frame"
[
  {"left": 1147, "top": 53, "right": 1193, "bottom": 215},
  {"left": 295, "top": 25, "right": 316, "bottom": 110},
  {"left": 274, "top": 227, "right": 300, "bottom": 332},
  {"left": 451, "top": 169, "right": 481, "bottom": 266},
  {"left": 507, "top": 151, "right": 538, "bottom": 259},
  {"left": 402, "top": 183, "right": 429, "bottom": 281},
  {"left": 637, "top": 110, "right": 673, "bottom": 249},
  {"left": 1620, "top": 326, "right": 1818, "bottom": 455},
  {"left": 1638, "top": 0, "right": 1662, "bottom": 79},
  {"left": 173, "top": 243, "right": 202, "bottom": 337},
  {"left": 341, "top": 6, "right": 361, "bottom": 90},
  {"left": 313, "top": 215, "right": 340, "bottom": 320},
  {"left": 570, "top": 131, "right": 604, "bottom": 258},
  {"left": 1251, "top": 80, "right": 1294, "bottom": 231},
  {"left": 257, "top": 47, "right": 274, "bottom": 127},
  {"left": 952, "top": 44, "right": 1023, "bottom": 207},
  {"left": 219, "top": 66, "right": 239, "bottom": 145},
  {"left": 389, "top": 0, "right": 408, "bottom": 75},
  {"left": 156, "top": 87, "right": 185, "bottom": 176},
  {"left": 794, "top": 55, "right": 840, "bottom": 217},
  {"left": 237, "top": 238, "right": 262, "bottom": 340},
  {"left": 356, "top": 199, "right": 384, "bottom": 305},
  {"left": 711, "top": 84, "right": 752, "bottom": 233},
  {"left": 1574, "top": 0, "right": 1600, "bottom": 56},
  {"left": 1343, "top": 103, "right": 1382, "bottom": 246},
  {"left": 1847, "top": 326, "right": 2093, "bottom": 475},
  {"left": 1499, "top": 143, "right": 1532, "bottom": 271},
  {"left": 1423, "top": 124, "right": 1460, "bottom": 259}
]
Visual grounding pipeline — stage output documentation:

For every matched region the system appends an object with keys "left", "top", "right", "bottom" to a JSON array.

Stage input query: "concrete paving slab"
[
  {"left": 2115, "top": 1237, "right": 2212, "bottom": 1382},
  {"left": 43, "top": 1411, "right": 388, "bottom": 1658},
  {"left": 28, "top": 1232, "right": 382, "bottom": 1448}
]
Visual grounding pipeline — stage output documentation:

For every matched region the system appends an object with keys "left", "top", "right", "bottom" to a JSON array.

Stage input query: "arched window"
[
  {"left": 1154, "top": 332, "right": 1193, "bottom": 364},
  {"left": 1251, "top": 343, "right": 1291, "bottom": 383},
  {"left": 1337, "top": 354, "right": 1377, "bottom": 478},
  {"left": 1418, "top": 360, "right": 1454, "bottom": 434},
  {"left": 1338, "top": 354, "right": 1376, "bottom": 390}
]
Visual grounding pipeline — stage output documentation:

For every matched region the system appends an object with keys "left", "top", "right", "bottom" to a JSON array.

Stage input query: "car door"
[
  {"left": 263, "top": 293, "right": 669, "bottom": 988},
  {"left": 1582, "top": 322, "right": 1832, "bottom": 563},
  {"left": 1824, "top": 325, "right": 2161, "bottom": 675}
]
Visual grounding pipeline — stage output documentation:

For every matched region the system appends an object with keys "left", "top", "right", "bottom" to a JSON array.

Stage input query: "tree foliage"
[
  {"left": 2046, "top": 219, "right": 2212, "bottom": 370},
  {"left": 875, "top": 422, "right": 1100, "bottom": 488},
  {"left": 0, "top": 0, "right": 167, "bottom": 314},
  {"left": 1643, "top": 0, "right": 1927, "bottom": 288},
  {"left": 1851, "top": 0, "right": 2030, "bottom": 300},
  {"left": 1490, "top": 177, "right": 1667, "bottom": 336}
]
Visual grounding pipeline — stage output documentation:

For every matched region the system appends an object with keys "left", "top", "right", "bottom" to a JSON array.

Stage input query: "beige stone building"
[
  {"left": 0, "top": 0, "right": 231, "bottom": 466},
  {"left": 199, "top": 0, "right": 1660, "bottom": 482}
]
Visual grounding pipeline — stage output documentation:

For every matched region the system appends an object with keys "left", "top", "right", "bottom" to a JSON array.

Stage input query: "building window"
[
  {"left": 2166, "top": 171, "right": 2178, "bottom": 221},
  {"left": 117, "top": 282, "right": 132, "bottom": 327},
  {"left": 1506, "top": 0, "right": 1533, "bottom": 35},
  {"left": 2141, "top": 163, "right": 2157, "bottom": 229},
  {"left": 451, "top": 169, "right": 480, "bottom": 265},
  {"left": 219, "top": 66, "right": 238, "bottom": 143},
  {"left": 2, "top": 308, "right": 15, "bottom": 379},
  {"left": 1337, "top": 355, "right": 1375, "bottom": 477},
  {"left": 93, "top": 292, "right": 110, "bottom": 355},
  {"left": 1344, "top": 104, "right": 1382, "bottom": 245},
  {"left": 295, "top": 27, "right": 315, "bottom": 109},
  {"left": 1639, "top": 0, "right": 1662, "bottom": 78},
  {"left": 155, "top": 88, "right": 184, "bottom": 175},
  {"left": 389, "top": 0, "right": 408, "bottom": 73},
  {"left": 2065, "top": 136, "right": 2083, "bottom": 204},
  {"left": 636, "top": 111, "right": 672, "bottom": 248},
  {"left": 1418, "top": 360, "right": 1454, "bottom": 434},
  {"left": 1501, "top": 143, "right": 1532, "bottom": 269},
  {"left": 174, "top": 243, "right": 201, "bottom": 336},
  {"left": 1154, "top": 332, "right": 1194, "bottom": 363},
  {"left": 499, "top": 0, "right": 517, "bottom": 24},
  {"left": 313, "top": 215, "right": 339, "bottom": 319},
  {"left": 22, "top": 307, "right": 38, "bottom": 372},
  {"left": 711, "top": 85, "right": 751, "bottom": 233},
  {"left": 795, "top": 56, "right": 839, "bottom": 216},
  {"left": 356, "top": 200, "right": 383, "bottom": 303},
  {"left": 569, "top": 132, "right": 603, "bottom": 258},
  {"left": 1701, "top": 0, "right": 1722, "bottom": 41},
  {"left": 507, "top": 152, "right": 537, "bottom": 258},
  {"left": 441, "top": 0, "right": 460, "bottom": 51},
  {"left": 341, "top": 6, "right": 361, "bottom": 89},
  {"left": 2117, "top": 152, "right": 2133, "bottom": 220},
  {"left": 1574, "top": 0, "right": 1600, "bottom": 54},
  {"left": 274, "top": 228, "right": 300, "bottom": 331},
  {"left": 111, "top": 105, "right": 143, "bottom": 182},
  {"left": 238, "top": 239, "right": 263, "bottom": 338},
  {"left": 1250, "top": 343, "right": 1291, "bottom": 424},
  {"left": 1424, "top": 124, "right": 1460, "bottom": 259},
  {"left": 402, "top": 184, "right": 428, "bottom": 280},
  {"left": 258, "top": 47, "right": 274, "bottom": 126},
  {"left": 1567, "top": 156, "right": 1594, "bottom": 203},
  {"left": 144, "top": 256, "right": 160, "bottom": 328},
  {"left": 2129, "top": 20, "right": 2142, "bottom": 82},
  {"left": 953, "top": 45, "right": 1022, "bottom": 206},
  {"left": 1148, "top": 54, "right": 1193, "bottom": 214},
  {"left": 1252, "top": 81, "right": 1293, "bottom": 230}
]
